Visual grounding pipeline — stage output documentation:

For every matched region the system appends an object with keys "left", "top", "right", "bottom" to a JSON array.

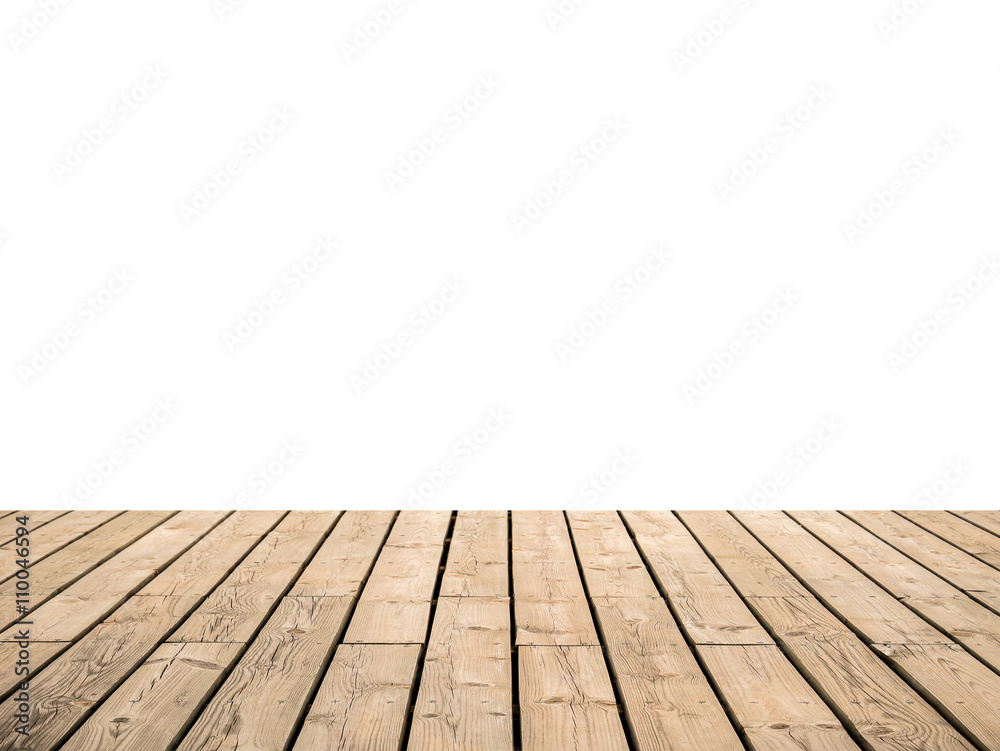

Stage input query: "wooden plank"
[
  {"left": 0, "top": 641, "right": 71, "bottom": 697},
  {"left": 746, "top": 596, "right": 976, "bottom": 751},
  {"left": 58, "top": 642, "right": 244, "bottom": 751},
  {"left": 289, "top": 510, "right": 396, "bottom": 597},
  {"left": 697, "top": 645, "right": 860, "bottom": 751},
  {"left": 0, "top": 510, "right": 68, "bottom": 546},
  {"left": 169, "top": 511, "right": 339, "bottom": 643},
  {"left": 293, "top": 644, "right": 421, "bottom": 751},
  {"left": 592, "top": 597, "right": 744, "bottom": 751},
  {"left": 344, "top": 511, "right": 451, "bottom": 644},
  {"left": 734, "top": 511, "right": 949, "bottom": 645},
  {"left": 677, "top": 512, "right": 811, "bottom": 598},
  {"left": 622, "top": 511, "right": 773, "bottom": 645},
  {"left": 0, "top": 595, "right": 201, "bottom": 751},
  {"left": 519, "top": 645, "right": 630, "bottom": 751},
  {"left": 0, "top": 511, "right": 226, "bottom": 642},
  {"left": 512, "top": 511, "right": 598, "bottom": 646},
  {"left": 953, "top": 510, "right": 1000, "bottom": 538},
  {"left": 175, "top": 596, "right": 354, "bottom": 751},
  {"left": 0, "top": 511, "right": 117, "bottom": 580},
  {"left": 0, "top": 510, "right": 176, "bottom": 620},
  {"left": 566, "top": 511, "right": 660, "bottom": 598},
  {"left": 844, "top": 511, "right": 1000, "bottom": 605},
  {"left": 439, "top": 510, "right": 508, "bottom": 598},
  {"left": 899, "top": 510, "right": 1000, "bottom": 570},
  {"left": 408, "top": 597, "right": 513, "bottom": 751},
  {"left": 790, "top": 510, "right": 1000, "bottom": 671}
]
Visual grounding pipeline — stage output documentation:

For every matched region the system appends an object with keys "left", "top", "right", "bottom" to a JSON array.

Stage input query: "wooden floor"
[{"left": 4, "top": 511, "right": 1000, "bottom": 750}]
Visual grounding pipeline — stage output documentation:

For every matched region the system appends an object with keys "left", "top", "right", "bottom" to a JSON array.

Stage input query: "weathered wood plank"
[
  {"left": 59, "top": 642, "right": 243, "bottom": 751},
  {"left": 697, "top": 645, "right": 860, "bottom": 751},
  {"left": 289, "top": 510, "right": 395, "bottom": 597},
  {"left": 566, "top": 511, "right": 660, "bottom": 598},
  {"left": 168, "top": 511, "right": 339, "bottom": 643},
  {"left": 439, "top": 511, "right": 508, "bottom": 598},
  {"left": 952, "top": 510, "right": 1000, "bottom": 538},
  {"left": 408, "top": 597, "right": 513, "bottom": 751},
  {"left": 899, "top": 510, "right": 1000, "bottom": 570},
  {"left": 622, "top": 511, "right": 773, "bottom": 644},
  {"left": 512, "top": 511, "right": 598, "bottom": 646},
  {"left": 593, "top": 597, "right": 744, "bottom": 751},
  {"left": 293, "top": 644, "right": 421, "bottom": 751},
  {"left": 0, "top": 511, "right": 118, "bottom": 581},
  {"left": 175, "top": 596, "right": 353, "bottom": 751},
  {"left": 519, "top": 645, "right": 630, "bottom": 751}
]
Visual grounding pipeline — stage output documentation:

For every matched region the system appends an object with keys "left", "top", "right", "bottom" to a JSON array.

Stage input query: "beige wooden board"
[
  {"left": 678, "top": 511, "right": 812, "bottom": 598},
  {"left": 0, "top": 512, "right": 224, "bottom": 642},
  {"left": 168, "top": 511, "right": 339, "bottom": 642},
  {"left": 872, "top": 642, "right": 1000, "bottom": 749},
  {"left": 0, "top": 595, "right": 201, "bottom": 751},
  {"left": 0, "top": 640, "right": 70, "bottom": 697},
  {"left": 408, "top": 597, "right": 513, "bottom": 751},
  {"left": 59, "top": 641, "right": 244, "bottom": 751},
  {"left": 566, "top": 511, "right": 660, "bottom": 598},
  {"left": 623, "top": 511, "right": 773, "bottom": 644},
  {"left": 512, "top": 511, "right": 598, "bottom": 646},
  {"left": 293, "top": 644, "right": 421, "bottom": 751},
  {"left": 0, "top": 511, "right": 68, "bottom": 546},
  {"left": 899, "top": 510, "right": 1000, "bottom": 570},
  {"left": 0, "top": 511, "right": 119, "bottom": 581},
  {"left": 697, "top": 645, "right": 860, "bottom": 751},
  {"left": 735, "top": 511, "right": 950, "bottom": 645},
  {"left": 289, "top": 509, "right": 395, "bottom": 597},
  {"left": 749, "top": 596, "right": 977, "bottom": 751},
  {"left": 175, "top": 596, "right": 353, "bottom": 751},
  {"left": 139, "top": 509, "right": 286, "bottom": 596},
  {"left": 844, "top": 511, "right": 1000, "bottom": 604},
  {"left": 519, "top": 645, "right": 630, "bottom": 751},
  {"left": 790, "top": 510, "right": 1000, "bottom": 670},
  {"left": 439, "top": 510, "right": 508, "bottom": 598},
  {"left": 343, "top": 599, "right": 434, "bottom": 644},
  {"left": 0, "top": 510, "right": 175, "bottom": 603},
  {"left": 593, "top": 597, "right": 744, "bottom": 751},
  {"left": 953, "top": 510, "right": 1000, "bottom": 538}
]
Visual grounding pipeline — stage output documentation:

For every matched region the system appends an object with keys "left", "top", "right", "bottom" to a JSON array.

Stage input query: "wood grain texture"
[
  {"left": 898, "top": 510, "right": 1000, "bottom": 570},
  {"left": 293, "top": 644, "right": 421, "bottom": 751},
  {"left": 512, "top": 511, "right": 598, "bottom": 646},
  {"left": 439, "top": 511, "right": 508, "bottom": 598},
  {"left": 175, "top": 596, "right": 353, "bottom": 751},
  {"left": 408, "top": 597, "right": 513, "bottom": 751},
  {"left": 59, "top": 642, "right": 243, "bottom": 751},
  {"left": 168, "top": 511, "right": 338, "bottom": 643},
  {"left": 0, "top": 640, "right": 70, "bottom": 697},
  {"left": 0, "top": 596, "right": 201, "bottom": 751},
  {"left": 566, "top": 511, "right": 660, "bottom": 598},
  {"left": 593, "top": 597, "right": 744, "bottom": 751},
  {"left": 623, "top": 511, "right": 774, "bottom": 644},
  {"left": 289, "top": 510, "right": 395, "bottom": 597},
  {"left": 953, "top": 510, "right": 1000, "bottom": 538},
  {"left": 519, "top": 646, "right": 630, "bottom": 751},
  {"left": 0, "top": 511, "right": 119, "bottom": 581},
  {"left": 697, "top": 645, "right": 860, "bottom": 751}
]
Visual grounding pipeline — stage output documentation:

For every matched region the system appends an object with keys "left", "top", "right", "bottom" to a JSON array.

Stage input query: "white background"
[{"left": 1, "top": 0, "right": 998, "bottom": 511}]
